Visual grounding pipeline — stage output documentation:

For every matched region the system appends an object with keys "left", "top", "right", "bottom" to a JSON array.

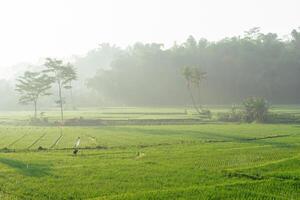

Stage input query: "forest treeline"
[
  {"left": 87, "top": 27, "right": 300, "bottom": 105},
  {"left": 1, "top": 27, "right": 300, "bottom": 109}
]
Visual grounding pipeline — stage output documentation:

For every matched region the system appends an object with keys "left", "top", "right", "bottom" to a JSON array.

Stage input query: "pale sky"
[{"left": 0, "top": 0, "right": 299, "bottom": 79}]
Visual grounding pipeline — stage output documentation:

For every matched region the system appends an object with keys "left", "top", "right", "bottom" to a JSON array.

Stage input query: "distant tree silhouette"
[
  {"left": 182, "top": 66, "right": 207, "bottom": 114},
  {"left": 44, "top": 58, "right": 77, "bottom": 123},
  {"left": 15, "top": 71, "right": 52, "bottom": 118}
]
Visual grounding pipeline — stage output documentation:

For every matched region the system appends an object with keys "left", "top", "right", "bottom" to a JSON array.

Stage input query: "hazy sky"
[{"left": 0, "top": 0, "right": 299, "bottom": 79}]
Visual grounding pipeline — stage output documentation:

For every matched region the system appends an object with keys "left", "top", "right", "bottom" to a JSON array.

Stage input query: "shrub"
[
  {"left": 266, "top": 113, "right": 300, "bottom": 123},
  {"left": 201, "top": 109, "right": 212, "bottom": 119},
  {"left": 29, "top": 117, "right": 41, "bottom": 125},
  {"left": 217, "top": 105, "right": 244, "bottom": 122},
  {"left": 243, "top": 97, "right": 269, "bottom": 123},
  {"left": 37, "top": 146, "right": 46, "bottom": 151},
  {"left": 29, "top": 117, "right": 50, "bottom": 125}
]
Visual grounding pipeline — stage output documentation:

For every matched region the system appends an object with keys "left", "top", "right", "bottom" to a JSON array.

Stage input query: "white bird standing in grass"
[
  {"left": 75, "top": 137, "right": 81, "bottom": 148},
  {"left": 73, "top": 137, "right": 80, "bottom": 155}
]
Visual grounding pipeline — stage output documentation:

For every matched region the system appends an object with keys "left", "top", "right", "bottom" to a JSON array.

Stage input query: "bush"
[
  {"left": 217, "top": 105, "right": 244, "bottom": 122},
  {"left": 29, "top": 117, "right": 41, "bottom": 125},
  {"left": 29, "top": 117, "right": 50, "bottom": 125},
  {"left": 37, "top": 146, "right": 46, "bottom": 151},
  {"left": 266, "top": 113, "right": 300, "bottom": 123},
  {"left": 29, "top": 112, "right": 50, "bottom": 125},
  {"left": 200, "top": 109, "right": 212, "bottom": 119},
  {"left": 243, "top": 97, "right": 269, "bottom": 123}
]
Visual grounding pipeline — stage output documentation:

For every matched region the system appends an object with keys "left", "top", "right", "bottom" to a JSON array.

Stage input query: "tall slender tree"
[
  {"left": 182, "top": 66, "right": 207, "bottom": 114},
  {"left": 15, "top": 71, "right": 52, "bottom": 118},
  {"left": 44, "top": 58, "right": 77, "bottom": 123},
  {"left": 63, "top": 63, "right": 78, "bottom": 109}
]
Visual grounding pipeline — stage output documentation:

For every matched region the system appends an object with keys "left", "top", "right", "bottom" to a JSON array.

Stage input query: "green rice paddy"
[{"left": 0, "top": 107, "right": 300, "bottom": 199}]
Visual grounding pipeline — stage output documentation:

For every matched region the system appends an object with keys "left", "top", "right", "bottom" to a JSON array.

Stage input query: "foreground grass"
[{"left": 0, "top": 124, "right": 300, "bottom": 199}]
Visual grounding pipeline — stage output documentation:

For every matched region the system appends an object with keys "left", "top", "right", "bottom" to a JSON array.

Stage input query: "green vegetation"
[
  {"left": 86, "top": 28, "right": 300, "bottom": 106},
  {"left": 2, "top": 24, "right": 300, "bottom": 200},
  {"left": 0, "top": 2, "right": 299, "bottom": 199},
  {"left": 217, "top": 98, "right": 271, "bottom": 123},
  {"left": 1, "top": 105, "right": 300, "bottom": 126},
  {"left": 43, "top": 58, "right": 77, "bottom": 123},
  {"left": 182, "top": 66, "right": 207, "bottom": 114},
  {"left": 243, "top": 97, "right": 269, "bottom": 123},
  {"left": 15, "top": 71, "right": 52, "bottom": 119},
  {"left": 2, "top": 28, "right": 300, "bottom": 110},
  {"left": 0, "top": 108, "right": 300, "bottom": 199},
  {"left": 15, "top": 58, "right": 77, "bottom": 124}
]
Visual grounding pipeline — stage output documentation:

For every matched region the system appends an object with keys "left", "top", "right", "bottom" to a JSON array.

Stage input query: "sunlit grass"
[{"left": 0, "top": 123, "right": 300, "bottom": 199}]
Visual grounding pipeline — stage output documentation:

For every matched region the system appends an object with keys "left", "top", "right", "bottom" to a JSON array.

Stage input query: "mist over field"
[
  {"left": 1, "top": 28, "right": 300, "bottom": 110},
  {"left": 1, "top": 1, "right": 300, "bottom": 200}
]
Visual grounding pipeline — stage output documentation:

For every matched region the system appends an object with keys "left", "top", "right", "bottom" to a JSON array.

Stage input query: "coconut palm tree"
[{"left": 182, "top": 66, "right": 207, "bottom": 114}]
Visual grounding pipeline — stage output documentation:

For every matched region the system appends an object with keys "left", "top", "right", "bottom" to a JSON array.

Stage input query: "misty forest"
[{"left": 1, "top": 27, "right": 300, "bottom": 111}]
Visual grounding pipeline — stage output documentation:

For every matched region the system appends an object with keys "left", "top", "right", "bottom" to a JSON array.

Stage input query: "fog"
[{"left": 1, "top": 0, "right": 300, "bottom": 109}]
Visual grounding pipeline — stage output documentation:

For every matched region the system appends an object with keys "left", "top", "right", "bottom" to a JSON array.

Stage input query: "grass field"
[
  {"left": 1, "top": 105, "right": 300, "bottom": 125},
  {"left": 1, "top": 122, "right": 300, "bottom": 199}
]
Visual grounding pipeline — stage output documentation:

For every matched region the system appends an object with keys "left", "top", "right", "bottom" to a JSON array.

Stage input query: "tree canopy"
[
  {"left": 87, "top": 28, "right": 300, "bottom": 106},
  {"left": 15, "top": 71, "right": 52, "bottom": 118},
  {"left": 44, "top": 58, "right": 77, "bottom": 122}
]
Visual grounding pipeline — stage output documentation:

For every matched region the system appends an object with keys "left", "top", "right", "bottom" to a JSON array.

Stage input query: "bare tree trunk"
[
  {"left": 34, "top": 100, "right": 37, "bottom": 119},
  {"left": 195, "top": 86, "right": 203, "bottom": 111},
  {"left": 188, "top": 86, "right": 201, "bottom": 115},
  {"left": 70, "top": 82, "right": 75, "bottom": 110},
  {"left": 58, "top": 81, "right": 64, "bottom": 123}
]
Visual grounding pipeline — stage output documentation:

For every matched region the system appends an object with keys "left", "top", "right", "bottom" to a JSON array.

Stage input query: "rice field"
[
  {"left": 1, "top": 105, "right": 300, "bottom": 125},
  {"left": 0, "top": 122, "right": 300, "bottom": 199}
]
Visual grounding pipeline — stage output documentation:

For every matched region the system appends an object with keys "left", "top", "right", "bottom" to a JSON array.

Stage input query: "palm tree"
[{"left": 182, "top": 66, "right": 207, "bottom": 114}]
